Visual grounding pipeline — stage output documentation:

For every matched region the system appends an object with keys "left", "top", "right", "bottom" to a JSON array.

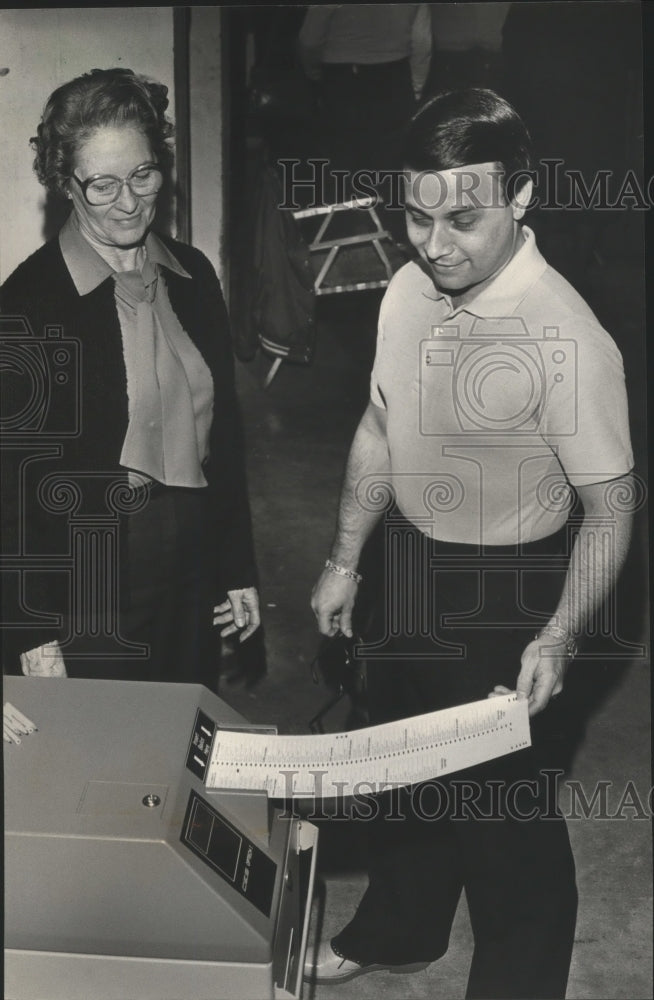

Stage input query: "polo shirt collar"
[
  {"left": 459, "top": 226, "right": 548, "bottom": 318},
  {"left": 59, "top": 211, "right": 190, "bottom": 296},
  {"left": 420, "top": 225, "right": 548, "bottom": 318}
]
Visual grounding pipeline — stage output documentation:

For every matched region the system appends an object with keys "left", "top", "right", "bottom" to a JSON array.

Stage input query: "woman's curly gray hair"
[{"left": 31, "top": 67, "right": 175, "bottom": 196}]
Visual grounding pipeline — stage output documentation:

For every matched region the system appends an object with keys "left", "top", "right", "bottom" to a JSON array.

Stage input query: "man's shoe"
[
  {"left": 303, "top": 940, "right": 429, "bottom": 984},
  {"left": 303, "top": 941, "right": 366, "bottom": 984}
]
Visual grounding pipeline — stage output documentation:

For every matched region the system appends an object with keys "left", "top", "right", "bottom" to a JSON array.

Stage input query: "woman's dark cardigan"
[{"left": 1, "top": 233, "right": 258, "bottom": 662}]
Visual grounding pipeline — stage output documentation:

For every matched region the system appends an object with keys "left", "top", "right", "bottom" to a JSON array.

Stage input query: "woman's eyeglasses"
[{"left": 70, "top": 163, "right": 163, "bottom": 206}]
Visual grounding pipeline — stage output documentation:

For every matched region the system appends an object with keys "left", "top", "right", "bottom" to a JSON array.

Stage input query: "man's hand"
[
  {"left": 488, "top": 474, "right": 635, "bottom": 717},
  {"left": 213, "top": 587, "right": 261, "bottom": 643},
  {"left": 20, "top": 640, "right": 67, "bottom": 677},
  {"left": 311, "top": 567, "right": 359, "bottom": 637},
  {"left": 488, "top": 635, "right": 569, "bottom": 717},
  {"left": 515, "top": 634, "right": 570, "bottom": 715}
]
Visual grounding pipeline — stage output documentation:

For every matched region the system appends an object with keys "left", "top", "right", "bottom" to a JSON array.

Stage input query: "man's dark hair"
[{"left": 402, "top": 88, "right": 533, "bottom": 201}]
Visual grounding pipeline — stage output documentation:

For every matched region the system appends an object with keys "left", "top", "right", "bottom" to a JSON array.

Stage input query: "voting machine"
[{"left": 4, "top": 677, "right": 318, "bottom": 1000}]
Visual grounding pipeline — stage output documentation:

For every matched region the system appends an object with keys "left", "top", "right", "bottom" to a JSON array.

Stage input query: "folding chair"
[{"left": 263, "top": 196, "right": 408, "bottom": 387}]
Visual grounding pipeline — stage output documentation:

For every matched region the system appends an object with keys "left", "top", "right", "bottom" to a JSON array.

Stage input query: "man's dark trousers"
[{"left": 334, "top": 518, "right": 578, "bottom": 999}]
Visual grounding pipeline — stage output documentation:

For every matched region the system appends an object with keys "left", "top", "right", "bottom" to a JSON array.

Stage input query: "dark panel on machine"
[{"left": 181, "top": 789, "right": 277, "bottom": 917}]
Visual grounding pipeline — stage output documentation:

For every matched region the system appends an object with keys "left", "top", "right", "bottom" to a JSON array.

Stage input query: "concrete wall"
[{"left": 0, "top": 8, "right": 176, "bottom": 282}]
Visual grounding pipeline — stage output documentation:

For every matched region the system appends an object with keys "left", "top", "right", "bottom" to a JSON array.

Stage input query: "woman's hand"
[
  {"left": 213, "top": 587, "right": 261, "bottom": 642},
  {"left": 20, "top": 640, "right": 67, "bottom": 677}
]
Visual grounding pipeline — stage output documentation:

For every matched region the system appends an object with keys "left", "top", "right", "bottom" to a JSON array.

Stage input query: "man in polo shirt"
[{"left": 308, "top": 89, "right": 634, "bottom": 998}]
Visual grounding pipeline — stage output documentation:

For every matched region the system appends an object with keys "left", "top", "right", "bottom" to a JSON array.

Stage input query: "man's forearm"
[
  {"left": 548, "top": 478, "right": 633, "bottom": 639},
  {"left": 330, "top": 405, "right": 391, "bottom": 569}
]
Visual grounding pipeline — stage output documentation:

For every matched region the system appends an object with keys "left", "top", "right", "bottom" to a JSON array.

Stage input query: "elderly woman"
[{"left": 1, "top": 68, "right": 260, "bottom": 684}]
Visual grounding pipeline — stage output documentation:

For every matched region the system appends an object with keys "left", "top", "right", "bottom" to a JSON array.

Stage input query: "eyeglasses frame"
[{"left": 70, "top": 161, "right": 163, "bottom": 206}]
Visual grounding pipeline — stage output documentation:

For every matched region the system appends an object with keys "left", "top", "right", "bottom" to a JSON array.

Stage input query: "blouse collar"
[{"left": 59, "top": 210, "right": 191, "bottom": 296}]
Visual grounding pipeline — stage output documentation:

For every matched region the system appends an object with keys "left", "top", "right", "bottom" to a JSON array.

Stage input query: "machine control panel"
[{"left": 185, "top": 709, "right": 216, "bottom": 780}]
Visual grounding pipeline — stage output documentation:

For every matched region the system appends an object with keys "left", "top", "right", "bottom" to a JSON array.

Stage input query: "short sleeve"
[
  {"left": 542, "top": 320, "right": 634, "bottom": 486},
  {"left": 369, "top": 290, "right": 389, "bottom": 409}
]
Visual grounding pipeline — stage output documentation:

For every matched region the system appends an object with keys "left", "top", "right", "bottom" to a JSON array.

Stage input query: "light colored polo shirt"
[{"left": 369, "top": 226, "right": 633, "bottom": 544}]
